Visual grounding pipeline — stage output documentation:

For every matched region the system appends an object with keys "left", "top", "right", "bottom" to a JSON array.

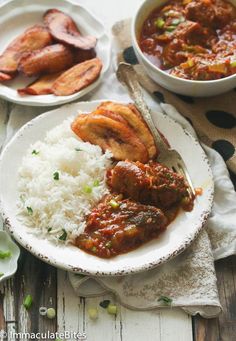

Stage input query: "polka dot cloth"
[
  {"left": 205, "top": 111, "right": 236, "bottom": 129},
  {"left": 113, "top": 19, "right": 236, "bottom": 177},
  {"left": 212, "top": 140, "right": 235, "bottom": 162},
  {"left": 123, "top": 46, "right": 138, "bottom": 65}
]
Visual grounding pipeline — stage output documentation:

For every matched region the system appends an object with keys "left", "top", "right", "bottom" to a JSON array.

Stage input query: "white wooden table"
[{"left": 0, "top": 1, "right": 235, "bottom": 340}]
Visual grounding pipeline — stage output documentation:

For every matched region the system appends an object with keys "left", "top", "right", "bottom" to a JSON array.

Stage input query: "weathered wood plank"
[
  {"left": 57, "top": 271, "right": 122, "bottom": 339},
  {"left": 14, "top": 249, "right": 57, "bottom": 335},
  {"left": 0, "top": 99, "right": 10, "bottom": 151},
  {"left": 0, "top": 98, "right": 57, "bottom": 338},
  {"left": 84, "top": 296, "right": 121, "bottom": 341},
  {"left": 193, "top": 256, "right": 236, "bottom": 341},
  {"left": 0, "top": 285, "right": 6, "bottom": 341},
  {"left": 159, "top": 309, "right": 193, "bottom": 341},
  {"left": 0, "top": 248, "right": 57, "bottom": 339},
  {"left": 57, "top": 270, "right": 193, "bottom": 341}
]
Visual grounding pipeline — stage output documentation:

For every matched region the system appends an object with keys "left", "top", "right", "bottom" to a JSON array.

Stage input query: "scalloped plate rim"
[
  {"left": 0, "top": 100, "right": 214, "bottom": 276},
  {"left": 0, "top": 0, "right": 111, "bottom": 106}
]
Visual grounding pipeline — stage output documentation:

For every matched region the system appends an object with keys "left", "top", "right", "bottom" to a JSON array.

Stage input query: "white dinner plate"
[
  {"left": 0, "top": 100, "right": 214, "bottom": 276},
  {"left": 0, "top": 0, "right": 110, "bottom": 106}
]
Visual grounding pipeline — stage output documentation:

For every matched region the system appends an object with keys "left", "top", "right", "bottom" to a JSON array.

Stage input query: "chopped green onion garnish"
[
  {"left": 88, "top": 307, "right": 98, "bottom": 320},
  {"left": 39, "top": 306, "right": 47, "bottom": 316},
  {"left": 164, "top": 9, "right": 177, "bottom": 17},
  {"left": 59, "top": 229, "right": 67, "bottom": 241},
  {"left": 84, "top": 185, "right": 92, "bottom": 194},
  {"left": 107, "top": 304, "right": 118, "bottom": 315},
  {"left": 23, "top": 294, "right": 33, "bottom": 310},
  {"left": 165, "top": 26, "right": 176, "bottom": 32},
  {"left": 93, "top": 180, "right": 100, "bottom": 187},
  {"left": 158, "top": 295, "right": 173, "bottom": 305},
  {"left": 187, "top": 59, "right": 194, "bottom": 67},
  {"left": 47, "top": 227, "right": 52, "bottom": 232},
  {"left": 46, "top": 307, "right": 56, "bottom": 319},
  {"left": 105, "top": 241, "right": 112, "bottom": 249},
  {"left": 0, "top": 250, "right": 11, "bottom": 259},
  {"left": 155, "top": 17, "right": 165, "bottom": 29},
  {"left": 171, "top": 18, "right": 180, "bottom": 25},
  {"left": 91, "top": 246, "right": 97, "bottom": 253},
  {"left": 20, "top": 194, "right": 25, "bottom": 203},
  {"left": 32, "top": 150, "right": 39, "bottom": 155},
  {"left": 0, "top": 273, "right": 4, "bottom": 278},
  {"left": 75, "top": 148, "right": 83, "bottom": 151},
  {"left": 109, "top": 199, "right": 120, "bottom": 209},
  {"left": 26, "top": 206, "right": 33, "bottom": 215},
  {"left": 53, "top": 171, "right": 59, "bottom": 180},
  {"left": 99, "top": 300, "right": 110, "bottom": 309}
]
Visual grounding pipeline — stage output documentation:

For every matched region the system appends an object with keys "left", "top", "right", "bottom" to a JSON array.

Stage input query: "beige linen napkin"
[{"left": 69, "top": 20, "right": 236, "bottom": 318}]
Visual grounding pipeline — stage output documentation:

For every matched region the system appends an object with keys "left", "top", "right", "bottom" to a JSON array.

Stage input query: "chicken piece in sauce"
[
  {"left": 75, "top": 195, "right": 168, "bottom": 258},
  {"left": 107, "top": 161, "right": 193, "bottom": 211},
  {"left": 185, "top": 0, "right": 235, "bottom": 28}
]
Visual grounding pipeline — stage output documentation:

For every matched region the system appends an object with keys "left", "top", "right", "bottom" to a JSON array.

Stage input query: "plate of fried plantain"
[{"left": 0, "top": 0, "right": 110, "bottom": 106}]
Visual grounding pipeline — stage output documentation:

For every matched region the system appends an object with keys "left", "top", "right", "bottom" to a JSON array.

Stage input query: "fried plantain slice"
[
  {"left": 0, "top": 72, "right": 14, "bottom": 82},
  {"left": 71, "top": 113, "right": 149, "bottom": 162},
  {"left": 91, "top": 108, "right": 128, "bottom": 125},
  {"left": 44, "top": 9, "right": 96, "bottom": 50},
  {"left": 98, "top": 101, "right": 157, "bottom": 159},
  {"left": 52, "top": 58, "right": 102, "bottom": 96},
  {"left": 0, "top": 25, "right": 53, "bottom": 74},
  {"left": 18, "top": 44, "right": 75, "bottom": 77},
  {"left": 18, "top": 72, "right": 62, "bottom": 96}
]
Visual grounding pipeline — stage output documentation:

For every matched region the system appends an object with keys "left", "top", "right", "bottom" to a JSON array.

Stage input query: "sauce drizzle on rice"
[{"left": 17, "top": 117, "right": 112, "bottom": 244}]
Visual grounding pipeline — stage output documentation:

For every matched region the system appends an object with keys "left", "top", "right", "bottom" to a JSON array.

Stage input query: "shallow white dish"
[
  {"left": 0, "top": 230, "right": 20, "bottom": 282},
  {"left": 132, "top": 0, "right": 236, "bottom": 97},
  {"left": 0, "top": 0, "right": 110, "bottom": 106},
  {"left": 0, "top": 100, "right": 214, "bottom": 276}
]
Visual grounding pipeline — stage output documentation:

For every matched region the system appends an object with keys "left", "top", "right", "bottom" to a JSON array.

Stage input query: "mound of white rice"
[{"left": 17, "top": 118, "right": 112, "bottom": 244}]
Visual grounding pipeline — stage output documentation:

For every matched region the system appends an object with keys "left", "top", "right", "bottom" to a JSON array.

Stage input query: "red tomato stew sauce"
[
  {"left": 139, "top": 0, "right": 236, "bottom": 80},
  {"left": 75, "top": 161, "right": 195, "bottom": 258}
]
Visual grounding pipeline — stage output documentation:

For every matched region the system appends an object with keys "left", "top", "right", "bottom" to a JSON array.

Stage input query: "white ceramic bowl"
[
  {"left": 131, "top": 0, "right": 236, "bottom": 97},
  {"left": 0, "top": 230, "right": 20, "bottom": 282}
]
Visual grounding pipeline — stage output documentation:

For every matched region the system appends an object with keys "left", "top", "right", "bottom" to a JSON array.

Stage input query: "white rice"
[{"left": 17, "top": 117, "right": 112, "bottom": 244}]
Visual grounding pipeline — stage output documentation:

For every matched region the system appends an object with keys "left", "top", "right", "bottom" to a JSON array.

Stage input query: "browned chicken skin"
[
  {"left": 185, "top": 0, "right": 235, "bottom": 28},
  {"left": 44, "top": 9, "right": 97, "bottom": 50},
  {"left": 107, "top": 160, "right": 193, "bottom": 211},
  {"left": 0, "top": 25, "right": 53, "bottom": 75},
  {"left": 75, "top": 194, "right": 168, "bottom": 258}
]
